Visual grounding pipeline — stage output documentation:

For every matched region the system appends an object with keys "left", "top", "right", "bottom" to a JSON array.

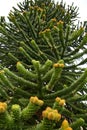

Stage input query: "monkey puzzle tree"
[
  {"left": 0, "top": 0, "right": 87, "bottom": 129},
  {"left": 0, "top": 0, "right": 79, "bottom": 69}
]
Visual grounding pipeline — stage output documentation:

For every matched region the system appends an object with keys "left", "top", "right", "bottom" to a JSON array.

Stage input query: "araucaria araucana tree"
[{"left": 0, "top": 0, "right": 87, "bottom": 129}]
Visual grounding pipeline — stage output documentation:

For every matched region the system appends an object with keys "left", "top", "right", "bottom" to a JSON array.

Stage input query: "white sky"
[{"left": 0, "top": 0, "right": 87, "bottom": 22}]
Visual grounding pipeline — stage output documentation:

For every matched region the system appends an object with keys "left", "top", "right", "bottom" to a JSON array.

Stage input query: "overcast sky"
[{"left": 0, "top": 0, "right": 87, "bottom": 22}]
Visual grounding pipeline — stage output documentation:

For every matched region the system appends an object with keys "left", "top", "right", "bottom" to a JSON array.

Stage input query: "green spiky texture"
[
  {"left": 0, "top": 0, "right": 87, "bottom": 96},
  {"left": 0, "top": 59, "right": 87, "bottom": 129},
  {"left": 0, "top": 0, "right": 79, "bottom": 70},
  {"left": 0, "top": 0, "right": 87, "bottom": 129},
  {"left": 0, "top": 97, "right": 85, "bottom": 130}
]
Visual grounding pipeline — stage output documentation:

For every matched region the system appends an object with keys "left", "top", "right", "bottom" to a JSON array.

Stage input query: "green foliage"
[
  {"left": 0, "top": 0, "right": 87, "bottom": 129},
  {"left": 0, "top": 59, "right": 87, "bottom": 129},
  {"left": 0, "top": 0, "right": 79, "bottom": 69},
  {"left": 0, "top": 97, "right": 84, "bottom": 130}
]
